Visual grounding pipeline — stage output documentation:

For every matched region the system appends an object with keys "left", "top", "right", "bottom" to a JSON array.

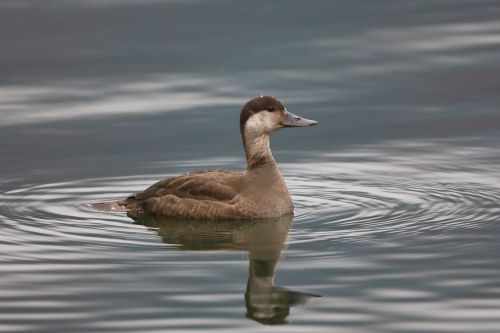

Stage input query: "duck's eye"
[{"left": 266, "top": 106, "right": 275, "bottom": 112}]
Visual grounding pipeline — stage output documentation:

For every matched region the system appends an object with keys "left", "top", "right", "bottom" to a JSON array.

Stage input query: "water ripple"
[{"left": 1, "top": 142, "right": 500, "bottom": 332}]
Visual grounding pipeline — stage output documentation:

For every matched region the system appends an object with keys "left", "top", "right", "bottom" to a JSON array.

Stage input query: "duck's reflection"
[{"left": 129, "top": 213, "right": 319, "bottom": 325}]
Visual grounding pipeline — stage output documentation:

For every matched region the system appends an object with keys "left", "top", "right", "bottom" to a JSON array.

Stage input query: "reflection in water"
[{"left": 129, "top": 213, "right": 319, "bottom": 325}]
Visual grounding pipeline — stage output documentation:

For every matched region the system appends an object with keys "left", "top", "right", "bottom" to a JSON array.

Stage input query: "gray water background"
[{"left": 1, "top": 0, "right": 500, "bottom": 332}]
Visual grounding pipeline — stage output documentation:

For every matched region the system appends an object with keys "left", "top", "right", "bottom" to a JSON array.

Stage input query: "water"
[{"left": 1, "top": 1, "right": 500, "bottom": 332}]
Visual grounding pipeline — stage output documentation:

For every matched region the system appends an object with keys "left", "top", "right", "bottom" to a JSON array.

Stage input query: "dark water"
[{"left": 1, "top": 1, "right": 500, "bottom": 332}]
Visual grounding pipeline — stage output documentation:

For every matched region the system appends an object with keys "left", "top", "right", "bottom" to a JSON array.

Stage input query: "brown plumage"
[{"left": 118, "top": 96, "right": 318, "bottom": 220}]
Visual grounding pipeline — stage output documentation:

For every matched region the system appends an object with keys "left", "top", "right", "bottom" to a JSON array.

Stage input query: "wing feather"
[{"left": 133, "top": 170, "right": 242, "bottom": 203}]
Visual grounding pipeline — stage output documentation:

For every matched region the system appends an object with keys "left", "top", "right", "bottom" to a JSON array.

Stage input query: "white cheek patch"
[{"left": 245, "top": 112, "right": 277, "bottom": 138}]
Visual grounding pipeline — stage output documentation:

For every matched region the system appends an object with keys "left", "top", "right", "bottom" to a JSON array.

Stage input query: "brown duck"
[{"left": 119, "top": 96, "right": 318, "bottom": 219}]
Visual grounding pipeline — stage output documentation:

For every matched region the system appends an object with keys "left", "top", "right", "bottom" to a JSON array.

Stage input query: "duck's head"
[{"left": 240, "top": 96, "right": 318, "bottom": 137}]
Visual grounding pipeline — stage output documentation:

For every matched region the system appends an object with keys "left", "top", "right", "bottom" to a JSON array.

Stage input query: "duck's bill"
[{"left": 282, "top": 111, "right": 319, "bottom": 127}]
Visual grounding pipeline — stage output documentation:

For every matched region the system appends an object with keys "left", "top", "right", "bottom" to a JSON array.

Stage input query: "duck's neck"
[
  {"left": 243, "top": 133, "right": 277, "bottom": 172},
  {"left": 247, "top": 259, "right": 277, "bottom": 291}
]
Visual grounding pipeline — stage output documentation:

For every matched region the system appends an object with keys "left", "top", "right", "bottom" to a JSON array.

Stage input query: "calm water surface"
[{"left": 1, "top": 1, "right": 500, "bottom": 332}]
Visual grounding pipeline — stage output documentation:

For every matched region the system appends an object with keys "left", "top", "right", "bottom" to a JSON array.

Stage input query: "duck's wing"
[
  {"left": 122, "top": 170, "right": 250, "bottom": 219},
  {"left": 135, "top": 170, "right": 243, "bottom": 202}
]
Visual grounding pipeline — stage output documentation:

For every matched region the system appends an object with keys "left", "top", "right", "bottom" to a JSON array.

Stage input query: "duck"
[{"left": 119, "top": 96, "right": 318, "bottom": 220}]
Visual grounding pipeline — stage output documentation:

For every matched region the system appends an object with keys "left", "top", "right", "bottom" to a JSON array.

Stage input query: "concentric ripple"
[
  {"left": 289, "top": 172, "right": 500, "bottom": 244},
  {"left": 0, "top": 176, "right": 169, "bottom": 261},
  {"left": 285, "top": 145, "right": 500, "bottom": 246},
  {"left": 1, "top": 145, "right": 500, "bottom": 251}
]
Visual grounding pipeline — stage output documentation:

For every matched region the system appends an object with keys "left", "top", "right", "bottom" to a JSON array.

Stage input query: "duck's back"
[{"left": 121, "top": 170, "right": 254, "bottom": 219}]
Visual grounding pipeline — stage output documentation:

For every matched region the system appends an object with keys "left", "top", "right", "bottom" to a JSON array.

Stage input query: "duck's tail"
[{"left": 91, "top": 197, "right": 140, "bottom": 213}]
